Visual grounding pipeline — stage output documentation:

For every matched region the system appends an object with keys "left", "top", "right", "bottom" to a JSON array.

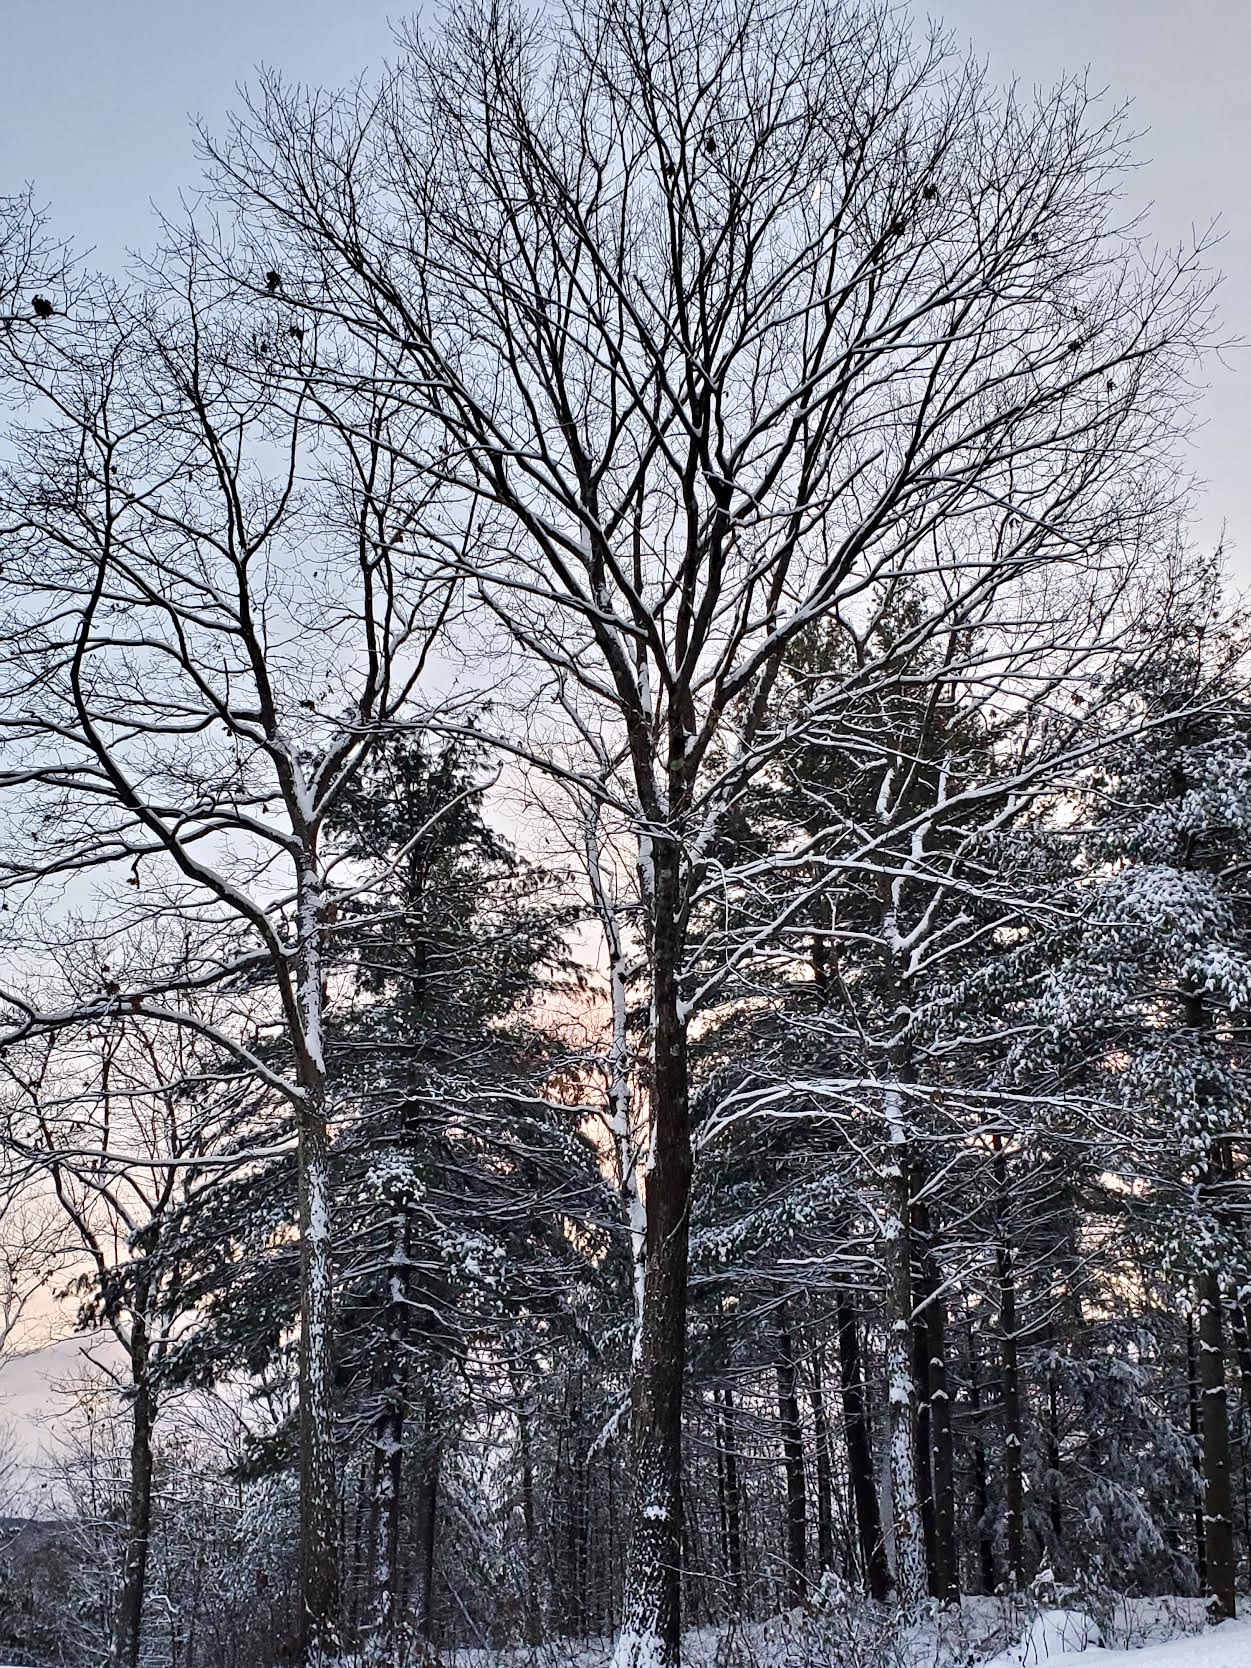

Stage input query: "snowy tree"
[
  {"left": 198, "top": 0, "right": 1214, "bottom": 1652},
  {"left": 0, "top": 978, "right": 267, "bottom": 1668},
  {"left": 0, "top": 251, "right": 460, "bottom": 1659},
  {"left": 1026, "top": 618, "right": 1251, "bottom": 1620},
  {"left": 143, "top": 735, "right": 617, "bottom": 1659}
]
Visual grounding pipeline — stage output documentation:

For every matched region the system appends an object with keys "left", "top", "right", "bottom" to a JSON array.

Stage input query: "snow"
[
  {"left": 985, "top": 1613, "right": 1249, "bottom": 1668},
  {"left": 438, "top": 1603, "right": 1248, "bottom": 1668},
  {"left": 609, "top": 1627, "right": 672, "bottom": 1668},
  {"left": 989, "top": 1610, "right": 1103, "bottom": 1664}
]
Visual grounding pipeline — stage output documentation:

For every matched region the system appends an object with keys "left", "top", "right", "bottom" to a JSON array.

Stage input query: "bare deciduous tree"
[
  {"left": 195, "top": 0, "right": 1214, "bottom": 1656},
  {"left": 1, "top": 1000, "right": 253, "bottom": 1668},
  {"left": 0, "top": 258, "right": 458, "bottom": 1659}
]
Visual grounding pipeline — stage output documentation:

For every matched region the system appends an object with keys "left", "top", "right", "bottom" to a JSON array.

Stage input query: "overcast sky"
[{"left": 1, "top": 0, "right": 1246, "bottom": 563}]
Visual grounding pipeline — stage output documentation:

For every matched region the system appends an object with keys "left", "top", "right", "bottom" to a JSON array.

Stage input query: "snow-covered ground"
[
  {"left": 987, "top": 1611, "right": 1248, "bottom": 1668},
  {"left": 443, "top": 1600, "right": 1248, "bottom": 1668}
]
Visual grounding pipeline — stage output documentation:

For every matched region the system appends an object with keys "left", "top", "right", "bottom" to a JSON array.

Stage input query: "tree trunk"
[
  {"left": 517, "top": 1382, "right": 541, "bottom": 1646},
  {"left": 413, "top": 1394, "right": 442, "bottom": 1645},
  {"left": 884, "top": 1094, "right": 926, "bottom": 1608},
  {"left": 681, "top": 1477, "right": 710, "bottom": 1630},
  {"left": 1197, "top": 1271, "right": 1236, "bottom": 1621},
  {"left": 599, "top": 855, "right": 647, "bottom": 1356},
  {"left": 911, "top": 1315, "right": 937, "bottom": 1595},
  {"left": 1045, "top": 1332, "right": 1063, "bottom": 1553},
  {"left": 297, "top": 1100, "right": 340, "bottom": 1663},
  {"left": 347, "top": 1446, "right": 372, "bottom": 1643},
  {"left": 571, "top": 1371, "right": 589, "bottom": 1637},
  {"left": 836, "top": 1296, "right": 889, "bottom": 1601},
  {"left": 994, "top": 1139, "right": 1025, "bottom": 1591},
  {"left": 613, "top": 839, "right": 693, "bottom": 1668},
  {"left": 365, "top": 1207, "right": 409, "bottom": 1660},
  {"left": 293, "top": 854, "right": 340, "bottom": 1666},
  {"left": 1044, "top": 1387, "right": 1063, "bottom": 1550},
  {"left": 924, "top": 1272, "right": 957, "bottom": 1603},
  {"left": 715, "top": 1384, "right": 744, "bottom": 1611},
  {"left": 809, "top": 1351, "right": 836, "bottom": 1579},
  {"left": 909, "top": 1215, "right": 937, "bottom": 1597},
  {"left": 911, "top": 1193, "right": 954, "bottom": 1599},
  {"left": 775, "top": 1304, "right": 808, "bottom": 1607},
  {"left": 1187, "top": 1310, "right": 1208, "bottom": 1592},
  {"left": 967, "top": 1322, "right": 996, "bottom": 1595},
  {"left": 110, "top": 1320, "right": 156, "bottom": 1668}
]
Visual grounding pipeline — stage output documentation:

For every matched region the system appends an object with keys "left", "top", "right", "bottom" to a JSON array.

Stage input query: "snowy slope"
[
  {"left": 445, "top": 1608, "right": 1248, "bottom": 1668},
  {"left": 987, "top": 1615, "right": 1249, "bottom": 1668}
]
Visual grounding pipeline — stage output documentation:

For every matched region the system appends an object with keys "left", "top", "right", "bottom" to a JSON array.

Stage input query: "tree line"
[{"left": 0, "top": 2, "right": 1245, "bottom": 1665}]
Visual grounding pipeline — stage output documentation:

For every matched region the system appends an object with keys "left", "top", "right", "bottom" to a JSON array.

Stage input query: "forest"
[{"left": 0, "top": 2, "right": 1246, "bottom": 1666}]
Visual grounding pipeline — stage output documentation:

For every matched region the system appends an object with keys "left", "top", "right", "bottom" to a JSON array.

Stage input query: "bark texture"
[
  {"left": 883, "top": 1113, "right": 926, "bottom": 1608},
  {"left": 994, "top": 1140, "right": 1025, "bottom": 1591},
  {"left": 613, "top": 841, "right": 692, "bottom": 1668},
  {"left": 1197, "top": 1272, "right": 1236, "bottom": 1621},
  {"left": 924, "top": 1276, "right": 957, "bottom": 1602},
  {"left": 297, "top": 1108, "right": 340, "bottom": 1662},
  {"left": 837, "top": 1297, "right": 890, "bottom": 1601},
  {"left": 810, "top": 1351, "right": 836, "bottom": 1577},
  {"left": 715, "top": 1385, "right": 744, "bottom": 1608},
  {"left": 775, "top": 1305, "right": 808, "bottom": 1606},
  {"left": 110, "top": 1320, "right": 156, "bottom": 1668},
  {"left": 365, "top": 1207, "right": 410, "bottom": 1659}
]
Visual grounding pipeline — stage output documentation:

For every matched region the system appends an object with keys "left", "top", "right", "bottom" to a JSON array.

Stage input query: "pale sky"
[{"left": 0, "top": 0, "right": 1246, "bottom": 563}]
